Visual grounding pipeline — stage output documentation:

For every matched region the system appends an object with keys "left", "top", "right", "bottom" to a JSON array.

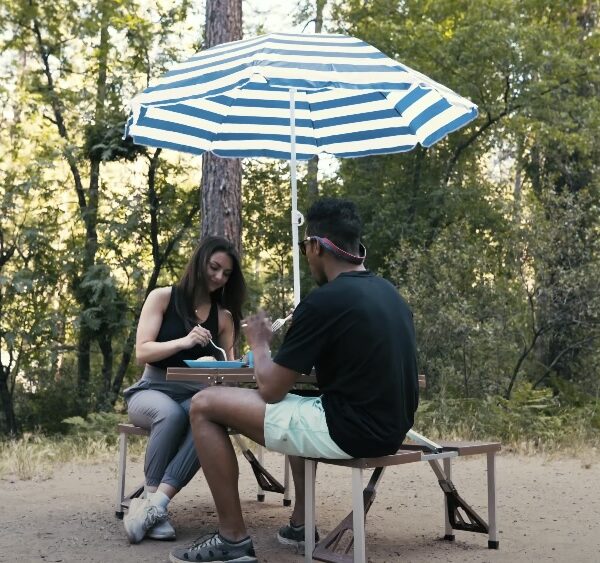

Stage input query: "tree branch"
[
  {"left": 533, "top": 335, "right": 598, "bottom": 388},
  {"left": 443, "top": 73, "right": 588, "bottom": 187},
  {"left": 31, "top": 17, "right": 87, "bottom": 211}
]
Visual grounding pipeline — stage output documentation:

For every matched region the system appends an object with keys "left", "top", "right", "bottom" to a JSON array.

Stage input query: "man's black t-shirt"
[{"left": 273, "top": 271, "right": 419, "bottom": 458}]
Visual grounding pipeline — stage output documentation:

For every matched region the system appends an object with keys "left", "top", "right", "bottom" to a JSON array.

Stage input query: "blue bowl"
[{"left": 184, "top": 360, "right": 246, "bottom": 368}]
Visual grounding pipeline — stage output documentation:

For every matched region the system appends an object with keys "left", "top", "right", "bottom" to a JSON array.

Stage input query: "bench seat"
[
  {"left": 115, "top": 422, "right": 289, "bottom": 518},
  {"left": 115, "top": 423, "right": 149, "bottom": 518},
  {"left": 304, "top": 440, "right": 501, "bottom": 563}
]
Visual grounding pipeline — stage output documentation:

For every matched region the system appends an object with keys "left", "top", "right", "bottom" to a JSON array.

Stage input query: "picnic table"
[{"left": 165, "top": 366, "right": 499, "bottom": 563}]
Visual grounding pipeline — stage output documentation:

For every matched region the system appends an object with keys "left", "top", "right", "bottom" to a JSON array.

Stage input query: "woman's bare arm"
[
  {"left": 135, "top": 287, "right": 212, "bottom": 365},
  {"left": 218, "top": 308, "right": 235, "bottom": 360}
]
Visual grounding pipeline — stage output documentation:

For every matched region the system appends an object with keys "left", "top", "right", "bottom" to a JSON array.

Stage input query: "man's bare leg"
[
  {"left": 288, "top": 455, "right": 306, "bottom": 526},
  {"left": 190, "top": 386, "right": 267, "bottom": 542}
]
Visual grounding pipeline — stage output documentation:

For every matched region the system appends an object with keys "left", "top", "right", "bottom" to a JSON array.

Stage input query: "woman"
[{"left": 123, "top": 236, "right": 246, "bottom": 544}]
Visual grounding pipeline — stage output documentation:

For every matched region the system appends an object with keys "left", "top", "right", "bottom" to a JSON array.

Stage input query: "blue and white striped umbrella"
[
  {"left": 126, "top": 32, "right": 478, "bottom": 304},
  {"left": 127, "top": 32, "right": 477, "bottom": 160}
]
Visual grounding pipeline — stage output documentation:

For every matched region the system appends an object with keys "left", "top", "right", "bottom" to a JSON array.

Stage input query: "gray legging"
[{"left": 125, "top": 366, "right": 205, "bottom": 490}]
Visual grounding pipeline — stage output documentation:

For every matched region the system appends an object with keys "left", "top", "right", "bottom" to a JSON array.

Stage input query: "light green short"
[{"left": 264, "top": 394, "right": 352, "bottom": 459}]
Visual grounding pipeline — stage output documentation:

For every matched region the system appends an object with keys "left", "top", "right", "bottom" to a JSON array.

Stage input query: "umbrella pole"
[{"left": 289, "top": 88, "right": 301, "bottom": 307}]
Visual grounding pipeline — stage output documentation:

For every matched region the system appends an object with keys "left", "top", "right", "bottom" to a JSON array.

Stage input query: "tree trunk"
[
  {"left": 76, "top": 0, "right": 109, "bottom": 406},
  {"left": 306, "top": 156, "right": 319, "bottom": 203},
  {"left": 201, "top": 155, "right": 242, "bottom": 253},
  {"left": 111, "top": 324, "right": 138, "bottom": 405},
  {"left": 33, "top": 2, "right": 110, "bottom": 413},
  {"left": 0, "top": 367, "right": 18, "bottom": 436},
  {"left": 98, "top": 335, "right": 113, "bottom": 401},
  {"left": 76, "top": 156, "right": 100, "bottom": 403},
  {"left": 77, "top": 326, "right": 92, "bottom": 413},
  {"left": 200, "top": 0, "right": 243, "bottom": 254},
  {"left": 0, "top": 236, "right": 18, "bottom": 434}
]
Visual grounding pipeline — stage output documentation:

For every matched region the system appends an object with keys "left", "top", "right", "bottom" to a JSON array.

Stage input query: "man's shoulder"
[
  {"left": 333, "top": 270, "right": 397, "bottom": 293},
  {"left": 300, "top": 280, "right": 344, "bottom": 308},
  {"left": 306, "top": 272, "right": 391, "bottom": 297},
  {"left": 292, "top": 287, "right": 335, "bottom": 323},
  {"left": 301, "top": 272, "right": 402, "bottom": 309}
]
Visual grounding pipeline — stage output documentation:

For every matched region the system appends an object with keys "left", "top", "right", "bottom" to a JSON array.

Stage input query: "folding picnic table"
[{"left": 166, "top": 367, "right": 499, "bottom": 563}]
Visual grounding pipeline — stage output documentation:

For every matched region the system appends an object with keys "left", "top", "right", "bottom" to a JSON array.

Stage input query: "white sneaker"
[
  {"left": 124, "top": 497, "right": 168, "bottom": 544},
  {"left": 147, "top": 516, "right": 176, "bottom": 540}
]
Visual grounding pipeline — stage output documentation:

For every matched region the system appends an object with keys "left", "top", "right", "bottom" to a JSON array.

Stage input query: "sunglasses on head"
[{"left": 298, "top": 236, "right": 366, "bottom": 264}]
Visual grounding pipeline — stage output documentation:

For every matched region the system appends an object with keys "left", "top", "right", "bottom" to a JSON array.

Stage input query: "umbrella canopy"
[
  {"left": 126, "top": 32, "right": 478, "bottom": 304},
  {"left": 127, "top": 33, "right": 477, "bottom": 160}
]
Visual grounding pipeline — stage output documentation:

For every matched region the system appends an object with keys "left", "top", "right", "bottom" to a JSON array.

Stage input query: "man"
[{"left": 169, "top": 197, "right": 419, "bottom": 563}]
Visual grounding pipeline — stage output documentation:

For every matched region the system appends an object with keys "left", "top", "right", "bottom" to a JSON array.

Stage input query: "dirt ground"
[{"left": 1, "top": 449, "right": 599, "bottom": 563}]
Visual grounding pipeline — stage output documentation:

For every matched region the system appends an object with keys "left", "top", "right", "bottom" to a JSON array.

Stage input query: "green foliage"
[
  {"left": 386, "top": 202, "right": 520, "bottom": 396},
  {"left": 1, "top": 0, "right": 599, "bottom": 447},
  {"left": 416, "top": 382, "right": 600, "bottom": 452},
  {"left": 330, "top": 0, "right": 600, "bottom": 403},
  {"left": 0, "top": 0, "right": 205, "bottom": 433},
  {"left": 242, "top": 159, "right": 295, "bottom": 315},
  {"left": 78, "top": 264, "right": 127, "bottom": 333},
  {"left": 62, "top": 411, "right": 125, "bottom": 437},
  {"left": 16, "top": 369, "right": 81, "bottom": 433},
  {"left": 83, "top": 118, "right": 146, "bottom": 162}
]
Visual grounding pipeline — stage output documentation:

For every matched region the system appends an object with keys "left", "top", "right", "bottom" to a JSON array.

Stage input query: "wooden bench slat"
[
  {"left": 309, "top": 448, "right": 422, "bottom": 468},
  {"left": 436, "top": 441, "right": 501, "bottom": 455}
]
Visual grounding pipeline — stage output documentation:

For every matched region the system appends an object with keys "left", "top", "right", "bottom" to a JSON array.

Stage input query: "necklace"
[{"left": 194, "top": 305, "right": 208, "bottom": 323}]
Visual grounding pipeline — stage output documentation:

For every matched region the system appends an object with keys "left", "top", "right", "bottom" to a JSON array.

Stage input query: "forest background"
[{"left": 0, "top": 0, "right": 599, "bottom": 462}]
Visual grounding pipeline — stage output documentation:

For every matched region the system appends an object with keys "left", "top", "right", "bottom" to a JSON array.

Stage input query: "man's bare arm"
[
  {"left": 252, "top": 342, "right": 299, "bottom": 403},
  {"left": 242, "top": 311, "right": 300, "bottom": 403}
]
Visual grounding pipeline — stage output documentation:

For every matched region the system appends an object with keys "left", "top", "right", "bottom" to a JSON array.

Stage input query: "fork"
[
  {"left": 209, "top": 339, "right": 227, "bottom": 361},
  {"left": 197, "top": 322, "right": 227, "bottom": 360},
  {"left": 271, "top": 312, "right": 293, "bottom": 333}
]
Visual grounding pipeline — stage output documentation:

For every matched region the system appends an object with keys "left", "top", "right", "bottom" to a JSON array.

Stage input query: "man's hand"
[
  {"left": 242, "top": 310, "right": 273, "bottom": 349},
  {"left": 242, "top": 309, "right": 298, "bottom": 403}
]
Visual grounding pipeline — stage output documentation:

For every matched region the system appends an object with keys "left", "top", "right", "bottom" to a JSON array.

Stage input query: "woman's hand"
[{"left": 181, "top": 325, "right": 212, "bottom": 349}]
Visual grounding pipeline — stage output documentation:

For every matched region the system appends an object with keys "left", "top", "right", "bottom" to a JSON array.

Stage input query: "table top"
[
  {"left": 166, "top": 367, "right": 425, "bottom": 388},
  {"left": 166, "top": 366, "right": 317, "bottom": 385}
]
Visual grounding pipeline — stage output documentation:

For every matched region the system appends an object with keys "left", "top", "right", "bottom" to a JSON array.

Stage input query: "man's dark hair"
[{"left": 305, "top": 197, "right": 363, "bottom": 254}]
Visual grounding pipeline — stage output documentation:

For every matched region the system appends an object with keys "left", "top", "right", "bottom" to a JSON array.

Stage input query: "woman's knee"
[
  {"left": 153, "top": 402, "right": 188, "bottom": 432},
  {"left": 128, "top": 390, "right": 186, "bottom": 427}
]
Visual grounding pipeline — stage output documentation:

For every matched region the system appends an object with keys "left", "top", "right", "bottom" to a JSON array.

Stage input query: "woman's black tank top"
[{"left": 149, "top": 286, "right": 221, "bottom": 368}]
